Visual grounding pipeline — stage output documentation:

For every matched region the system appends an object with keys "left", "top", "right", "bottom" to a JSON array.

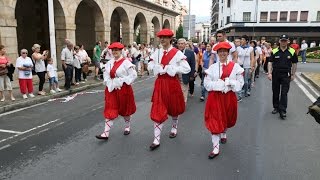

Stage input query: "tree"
[
  {"left": 136, "top": 31, "right": 141, "bottom": 44},
  {"left": 176, "top": 24, "right": 183, "bottom": 39}
]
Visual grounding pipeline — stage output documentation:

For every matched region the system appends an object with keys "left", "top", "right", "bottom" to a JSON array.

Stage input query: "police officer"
[{"left": 268, "top": 34, "right": 298, "bottom": 119}]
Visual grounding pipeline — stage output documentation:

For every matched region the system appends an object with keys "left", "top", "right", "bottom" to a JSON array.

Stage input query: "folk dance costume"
[
  {"left": 148, "top": 29, "right": 191, "bottom": 150},
  {"left": 96, "top": 42, "right": 137, "bottom": 140},
  {"left": 203, "top": 42, "right": 244, "bottom": 158}
]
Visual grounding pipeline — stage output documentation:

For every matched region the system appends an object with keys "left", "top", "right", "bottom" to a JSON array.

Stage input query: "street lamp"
[{"left": 188, "top": 0, "right": 191, "bottom": 40}]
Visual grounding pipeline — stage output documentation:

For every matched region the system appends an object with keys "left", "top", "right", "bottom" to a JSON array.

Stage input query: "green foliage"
[
  {"left": 307, "top": 47, "right": 320, "bottom": 52},
  {"left": 176, "top": 24, "right": 183, "bottom": 39},
  {"left": 136, "top": 31, "right": 141, "bottom": 44}
]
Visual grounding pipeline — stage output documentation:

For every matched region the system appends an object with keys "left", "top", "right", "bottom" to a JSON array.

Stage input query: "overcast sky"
[{"left": 179, "top": 0, "right": 211, "bottom": 17}]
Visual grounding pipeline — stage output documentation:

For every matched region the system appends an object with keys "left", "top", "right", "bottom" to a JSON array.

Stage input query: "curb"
[
  {"left": 0, "top": 82, "right": 103, "bottom": 114},
  {"left": 301, "top": 73, "right": 320, "bottom": 92}
]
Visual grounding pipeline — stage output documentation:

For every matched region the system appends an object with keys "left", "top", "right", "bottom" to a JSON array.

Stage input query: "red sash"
[
  {"left": 161, "top": 48, "right": 179, "bottom": 67},
  {"left": 110, "top": 58, "right": 125, "bottom": 78},
  {"left": 221, "top": 61, "right": 235, "bottom": 80}
]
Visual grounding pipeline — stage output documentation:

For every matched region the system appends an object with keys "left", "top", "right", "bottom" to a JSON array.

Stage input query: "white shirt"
[
  {"left": 310, "top": 42, "right": 316, "bottom": 48},
  {"left": 236, "top": 46, "right": 253, "bottom": 68},
  {"left": 148, "top": 46, "right": 191, "bottom": 77},
  {"left": 103, "top": 58, "right": 137, "bottom": 92},
  {"left": 101, "top": 48, "right": 113, "bottom": 60},
  {"left": 33, "top": 53, "right": 46, "bottom": 73},
  {"left": 16, "top": 56, "right": 33, "bottom": 79},
  {"left": 73, "top": 54, "right": 81, "bottom": 69},
  {"left": 78, "top": 49, "right": 88, "bottom": 64},
  {"left": 61, "top": 47, "right": 74, "bottom": 65},
  {"left": 131, "top": 47, "right": 140, "bottom": 58},
  {"left": 212, "top": 40, "right": 236, "bottom": 62},
  {"left": 301, "top": 43, "right": 308, "bottom": 51},
  {"left": 204, "top": 62, "right": 244, "bottom": 93},
  {"left": 47, "top": 64, "right": 57, "bottom": 78}
]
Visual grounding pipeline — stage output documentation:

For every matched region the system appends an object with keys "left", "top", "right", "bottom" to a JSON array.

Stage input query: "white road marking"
[
  {"left": 0, "top": 144, "right": 11, "bottom": 151},
  {"left": 294, "top": 78, "right": 316, "bottom": 103},
  {"left": 0, "top": 119, "right": 61, "bottom": 144},
  {"left": 0, "top": 129, "right": 22, "bottom": 134},
  {"left": 296, "top": 73, "right": 320, "bottom": 97},
  {"left": 0, "top": 101, "right": 49, "bottom": 117}
]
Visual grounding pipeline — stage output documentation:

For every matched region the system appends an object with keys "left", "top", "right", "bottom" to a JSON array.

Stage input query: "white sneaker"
[
  {"left": 22, "top": 94, "right": 28, "bottom": 99},
  {"left": 75, "top": 82, "right": 80, "bottom": 85},
  {"left": 29, "top": 93, "right": 35, "bottom": 98},
  {"left": 84, "top": 79, "right": 87, "bottom": 82},
  {"left": 50, "top": 90, "right": 56, "bottom": 94},
  {"left": 56, "top": 88, "right": 62, "bottom": 92}
]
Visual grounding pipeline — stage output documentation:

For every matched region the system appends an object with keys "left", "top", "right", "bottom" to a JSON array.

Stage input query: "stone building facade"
[{"left": 0, "top": 0, "right": 179, "bottom": 68}]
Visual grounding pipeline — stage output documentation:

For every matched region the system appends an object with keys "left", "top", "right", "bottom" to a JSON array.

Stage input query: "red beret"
[
  {"left": 156, "top": 29, "right": 174, "bottom": 37},
  {"left": 213, "top": 42, "right": 232, "bottom": 51},
  {"left": 108, "top": 42, "right": 124, "bottom": 49}
]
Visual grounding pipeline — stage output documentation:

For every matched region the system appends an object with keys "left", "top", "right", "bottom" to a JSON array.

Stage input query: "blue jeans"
[
  {"left": 241, "top": 68, "right": 251, "bottom": 97},
  {"left": 301, "top": 50, "right": 306, "bottom": 63}
]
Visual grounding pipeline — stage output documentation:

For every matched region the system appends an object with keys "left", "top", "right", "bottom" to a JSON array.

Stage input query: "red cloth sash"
[
  {"left": 110, "top": 58, "right": 125, "bottom": 78},
  {"left": 221, "top": 61, "right": 235, "bottom": 80},
  {"left": 161, "top": 48, "right": 179, "bottom": 67}
]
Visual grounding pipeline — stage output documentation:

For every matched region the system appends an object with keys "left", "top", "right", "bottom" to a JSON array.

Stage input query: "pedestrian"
[
  {"left": 177, "top": 38, "right": 196, "bottom": 103},
  {"left": 93, "top": 41, "right": 102, "bottom": 80},
  {"left": 131, "top": 42, "right": 141, "bottom": 74},
  {"left": 47, "top": 58, "right": 62, "bottom": 94},
  {"left": 203, "top": 41, "right": 244, "bottom": 159},
  {"left": 95, "top": 42, "right": 137, "bottom": 140},
  {"left": 16, "top": 49, "right": 35, "bottom": 99},
  {"left": 73, "top": 46, "right": 82, "bottom": 85},
  {"left": 290, "top": 39, "right": 300, "bottom": 56},
  {"left": 140, "top": 43, "right": 150, "bottom": 77},
  {"left": 147, "top": 29, "right": 191, "bottom": 151},
  {"left": 0, "top": 45, "right": 15, "bottom": 101},
  {"left": 236, "top": 35, "right": 255, "bottom": 100},
  {"left": 101, "top": 41, "right": 113, "bottom": 62},
  {"left": 211, "top": 30, "right": 238, "bottom": 65},
  {"left": 78, "top": 44, "right": 90, "bottom": 82},
  {"left": 268, "top": 34, "right": 298, "bottom": 120},
  {"left": 200, "top": 43, "right": 213, "bottom": 101},
  {"left": 300, "top": 40, "right": 308, "bottom": 64},
  {"left": 31, "top": 44, "right": 48, "bottom": 95},
  {"left": 263, "top": 43, "right": 272, "bottom": 74},
  {"left": 61, "top": 42, "right": 74, "bottom": 90}
]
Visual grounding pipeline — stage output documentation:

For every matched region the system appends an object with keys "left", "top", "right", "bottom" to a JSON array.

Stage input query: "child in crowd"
[{"left": 47, "top": 58, "right": 62, "bottom": 93}]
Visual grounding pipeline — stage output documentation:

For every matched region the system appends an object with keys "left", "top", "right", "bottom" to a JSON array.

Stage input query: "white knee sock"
[
  {"left": 153, "top": 122, "right": 163, "bottom": 145},
  {"left": 124, "top": 116, "right": 131, "bottom": 131},
  {"left": 171, "top": 116, "right": 178, "bottom": 134},
  {"left": 220, "top": 131, "right": 227, "bottom": 139},
  {"left": 211, "top": 134, "right": 220, "bottom": 154},
  {"left": 101, "top": 119, "right": 113, "bottom": 137}
]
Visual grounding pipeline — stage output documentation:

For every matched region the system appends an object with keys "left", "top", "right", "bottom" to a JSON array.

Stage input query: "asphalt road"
[{"left": 0, "top": 65, "right": 319, "bottom": 180}]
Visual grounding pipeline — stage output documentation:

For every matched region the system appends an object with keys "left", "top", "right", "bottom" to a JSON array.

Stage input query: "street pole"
[
  {"left": 188, "top": 0, "right": 191, "bottom": 40},
  {"left": 48, "top": 0, "right": 57, "bottom": 68}
]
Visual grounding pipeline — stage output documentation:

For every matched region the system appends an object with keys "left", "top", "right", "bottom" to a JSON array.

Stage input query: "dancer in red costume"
[
  {"left": 204, "top": 42, "right": 244, "bottom": 159},
  {"left": 96, "top": 42, "right": 137, "bottom": 140},
  {"left": 148, "top": 29, "right": 191, "bottom": 150}
]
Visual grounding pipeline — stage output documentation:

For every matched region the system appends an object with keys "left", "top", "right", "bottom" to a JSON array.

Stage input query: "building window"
[
  {"left": 260, "top": 12, "right": 268, "bottom": 22},
  {"left": 317, "top": 11, "right": 320, "bottom": 21},
  {"left": 290, "top": 11, "right": 298, "bottom": 22},
  {"left": 300, "top": 11, "right": 308, "bottom": 21},
  {"left": 226, "top": 16, "right": 230, "bottom": 24},
  {"left": 270, "top": 11, "right": 278, "bottom": 22},
  {"left": 280, "top": 11, "right": 288, "bottom": 21},
  {"left": 243, "top": 12, "right": 251, "bottom": 21},
  {"left": 227, "top": 0, "right": 231, "bottom": 7}
]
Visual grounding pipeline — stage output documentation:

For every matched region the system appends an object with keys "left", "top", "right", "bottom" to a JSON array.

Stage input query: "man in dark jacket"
[{"left": 177, "top": 38, "right": 196, "bottom": 103}]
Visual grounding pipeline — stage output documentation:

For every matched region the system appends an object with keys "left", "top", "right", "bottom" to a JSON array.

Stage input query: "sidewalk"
[
  {"left": 301, "top": 72, "right": 320, "bottom": 91},
  {"left": 0, "top": 71, "right": 103, "bottom": 114}
]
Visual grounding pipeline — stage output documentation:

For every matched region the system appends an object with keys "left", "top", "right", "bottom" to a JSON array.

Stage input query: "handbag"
[{"left": 0, "top": 66, "right": 8, "bottom": 76}]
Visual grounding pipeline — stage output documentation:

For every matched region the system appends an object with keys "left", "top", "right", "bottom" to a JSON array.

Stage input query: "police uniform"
[{"left": 269, "top": 35, "right": 298, "bottom": 119}]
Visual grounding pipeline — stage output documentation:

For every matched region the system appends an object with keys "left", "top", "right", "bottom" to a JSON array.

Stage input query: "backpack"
[{"left": 308, "top": 97, "right": 320, "bottom": 124}]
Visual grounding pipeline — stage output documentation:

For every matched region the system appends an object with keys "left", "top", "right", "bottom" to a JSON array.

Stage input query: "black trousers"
[
  {"left": 255, "top": 59, "right": 261, "bottom": 77},
  {"left": 272, "top": 71, "right": 291, "bottom": 113},
  {"left": 74, "top": 67, "right": 82, "bottom": 82},
  {"left": 189, "top": 79, "right": 195, "bottom": 95},
  {"left": 81, "top": 63, "right": 87, "bottom": 80},
  {"left": 264, "top": 57, "right": 270, "bottom": 73},
  {"left": 36, "top": 71, "right": 46, "bottom": 91},
  {"left": 63, "top": 65, "right": 73, "bottom": 90}
]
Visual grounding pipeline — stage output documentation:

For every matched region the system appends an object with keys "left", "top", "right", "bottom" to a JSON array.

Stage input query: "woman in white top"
[
  {"left": 31, "top": 44, "right": 48, "bottom": 95},
  {"left": 78, "top": 44, "right": 90, "bottom": 81},
  {"left": 204, "top": 42, "right": 244, "bottom": 159},
  {"left": 73, "top": 46, "right": 82, "bottom": 85},
  {"left": 16, "top": 49, "right": 35, "bottom": 99},
  {"left": 95, "top": 42, "right": 137, "bottom": 140}
]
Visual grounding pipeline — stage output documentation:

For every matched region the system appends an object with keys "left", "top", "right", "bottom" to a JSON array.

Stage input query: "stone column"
[{"left": 0, "top": 18, "right": 18, "bottom": 64}]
